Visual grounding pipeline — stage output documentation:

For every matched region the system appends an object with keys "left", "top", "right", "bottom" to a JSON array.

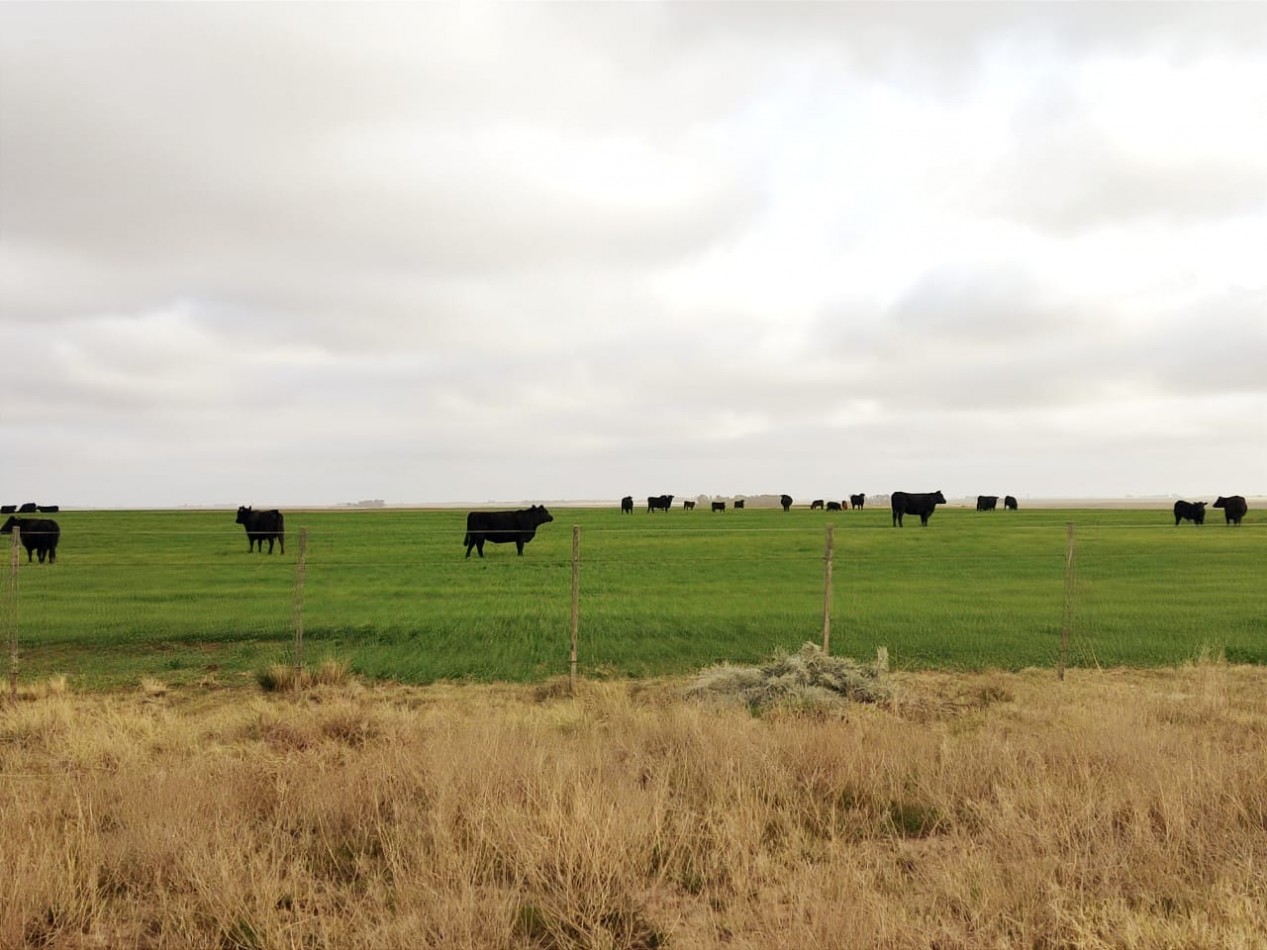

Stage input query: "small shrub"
[{"left": 686, "top": 642, "right": 893, "bottom": 713}]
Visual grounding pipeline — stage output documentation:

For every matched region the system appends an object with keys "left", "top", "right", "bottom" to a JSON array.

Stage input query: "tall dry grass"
[{"left": 2, "top": 661, "right": 1266, "bottom": 948}]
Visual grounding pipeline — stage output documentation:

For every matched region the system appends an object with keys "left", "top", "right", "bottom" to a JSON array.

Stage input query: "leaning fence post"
[
  {"left": 569, "top": 525, "right": 580, "bottom": 694},
  {"left": 821, "top": 523, "right": 834, "bottom": 655},
  {"left": 293, "top": 527, "right": 308, "bottom": 696},
  {"left": 7, "top": 526, "right": 18, "bottom": 701},
  {"left": 1059, "top": 522, "right": 1075, "bottom": 681}
]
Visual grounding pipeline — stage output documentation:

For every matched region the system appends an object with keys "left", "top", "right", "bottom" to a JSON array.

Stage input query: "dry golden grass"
[{"left": 2, "top": 660, "right": 1266, "bottom": 948}]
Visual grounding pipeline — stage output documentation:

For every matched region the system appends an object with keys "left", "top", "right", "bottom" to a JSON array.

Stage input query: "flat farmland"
[{"left": 4, "top": 505, "right": 1263, "bottom": 688}]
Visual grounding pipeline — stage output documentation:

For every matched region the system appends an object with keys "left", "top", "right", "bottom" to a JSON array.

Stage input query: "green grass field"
[{"left": 3, "top": 505, "right": 1262, "bottom": 689}]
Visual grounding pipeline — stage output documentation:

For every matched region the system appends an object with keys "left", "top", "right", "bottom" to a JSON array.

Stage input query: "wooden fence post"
[
  {"left": 569, "top": 525, "right": 580, "bottom": 694},
  {"left": 821, "top": 523, "right": 834, "bottom": 655},
  {"left": 1059, "top": 522, "right": 1075, "bottom": 681},
  {"left": 293, "top": 527, "right": 308, "bottom": 696},
  {"left": 7, "top": 526, "right": 18, "bottom": 701}
]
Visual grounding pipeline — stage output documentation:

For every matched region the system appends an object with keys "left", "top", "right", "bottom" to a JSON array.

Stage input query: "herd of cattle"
[
  {"left": 0, "top": 493, "right": 1251, "bottom": 564},
  {"left": 1173, "top": 496, "right": 1249, "bottom": 526}
]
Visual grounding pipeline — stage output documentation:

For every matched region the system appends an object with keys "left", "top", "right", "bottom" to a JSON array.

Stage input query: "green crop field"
[{"left": 2, "top": 505, "right": 1262, "bottom": 689}]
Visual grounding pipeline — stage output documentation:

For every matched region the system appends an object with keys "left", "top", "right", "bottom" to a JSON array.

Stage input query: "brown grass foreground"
[{"left": 3, "top": 662, "right": 1266, "bottom": 949}]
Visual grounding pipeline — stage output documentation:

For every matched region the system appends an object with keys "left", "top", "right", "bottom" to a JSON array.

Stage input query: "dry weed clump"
[
  {"left": 1, "top": 663, "right": 1266, "bottom": 948},
  {"left": 686, "top": 641, "right": 893, "bottom": 712}
]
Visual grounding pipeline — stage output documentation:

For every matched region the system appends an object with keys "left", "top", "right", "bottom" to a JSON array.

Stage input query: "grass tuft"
[{"left": 686, "top": 642, "right": 893, "bottom": 712}]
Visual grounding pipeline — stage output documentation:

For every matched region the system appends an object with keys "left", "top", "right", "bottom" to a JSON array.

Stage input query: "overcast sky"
[{"left": 2, "top": 3, "right": 1264, "bottom": 509}]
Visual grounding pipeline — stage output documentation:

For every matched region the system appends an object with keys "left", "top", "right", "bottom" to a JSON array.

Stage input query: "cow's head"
[
  {"left": 1, "top": 516, "right": 18, "bottom": 534},
  {"left": 933, "top": 491, "right": 947, "bottom": 504},
  {"left": 236, "top": 506, "right": 253, "bottom": 524}
]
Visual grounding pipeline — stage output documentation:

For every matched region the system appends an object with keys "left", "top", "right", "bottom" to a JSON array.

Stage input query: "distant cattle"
[
  {"left": 891, "top": 490, "right": 947, "bottom": 527},
  {"left": 235, "top": 506, "right": 285, "bottom": 554},
  {"left": 810, "top": 499, "right": 824, "bottom": 510},
  {"left": 711, "top": 501, "right": 726, "bottom": 512},
  {"left": 37, "top": 505, "right": 59, "bottom": 513},
  {"left": 620, "top": 496, "right": 634, "bottom": 514},
  {"left": 683, "top": 500, "right": 696, "bottom": 510},
  {"left": 780, "top": 494, "right": 793, "bottom": 512},
  {"left": 0, "top": 505, "right": 14, "bottom": 514},
  {"left": 1213, "top": 495, "right": 1248, "bottom": 526},
  {"left": 1004, "top": 495, "right": 1018, "bottom": 511},
  {"left": 18, "top": 502, "right": 37, "bottom": 513},
  {"left": 464, "top": 505, "right": 553, "bottom": 558},
  {"left": 1173, "top": 500, "right": 1206, "bottom": 526},
  {"left": 977, "top": 495, "right": 999, "bottom": 512},
  {"left": 1, "top": 516, "right": 60, "bottom": 564},
  {"left": 826, "top": 501, "right": 842, "bottom": 511},
  {"left": 733, "top": 499, "right": 745, "bottom": 510},
  {"left": 647, "top": 494, "right": 674, "bottom": 513},
  {"left": 849, "top": 494, "right": 865, "bottom": 510}
]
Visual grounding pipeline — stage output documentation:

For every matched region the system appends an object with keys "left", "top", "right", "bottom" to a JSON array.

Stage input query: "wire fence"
[{"left": 4, "top": 517, "right": 1264, "bottom": 696}]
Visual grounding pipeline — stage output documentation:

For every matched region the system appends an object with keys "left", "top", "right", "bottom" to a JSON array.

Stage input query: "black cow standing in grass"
[
  {"left": 1004, "top": 495, "right": 1018, "bottom": 511},
  {"left": 711, "top": 501, "right": 726, "bottom": 512},
  {"left": 1213, "top": 495, "right": 1248, "bottom": 526},
  {"left": 810, "top": 499, "right": 824, "bottom": 510},
  {"left": 620, "top": 496, "right": 634, "bottom": 514},
  {"left": 1173, "top": 500, "right": 1206, "bottom": 525},
  {"left": 0, "top": 505, "right": 15, "bottom": 514},
  {"left": 780, "top": 494, "right": 793, "bottom": 512},
  {"left": 683, "top": 500, "right": 696, "bottom": 510},
  {"left": 464, "top": 505, "right": 553, "bottom": 558},
  {"left": 891, "top": 490, "right": 947, "bottom": 527},
  {"left": 235, "top": 506, "right": 285, "bottom": 554},
  {"left": 18, "top": 502, "right": 37, "bottom": 513},
  {"left": 826, "top": 501, "right": 842, "bottom": 511},
  {"left": 1, "top": 516, "right": 60, "bottom": 564},
  {"left": 849, "top": 494, "right": 865, "bottom": 510},
  {"left": 733, "top": 499, "right": 745, "bottom": 510},
  {"left": 977, "top": 495, "right": 999, "bottom": 512},
  {"left": 647, "top": 494, "right": 674, "bottom": 513}
]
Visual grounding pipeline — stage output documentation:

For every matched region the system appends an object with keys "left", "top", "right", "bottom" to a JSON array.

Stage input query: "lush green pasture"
[{"left": 4, "top": 504, "right": 1262, "bottom": 688}]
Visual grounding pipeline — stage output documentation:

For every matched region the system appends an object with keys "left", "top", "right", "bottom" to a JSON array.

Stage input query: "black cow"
[
  {"left": 780, "top": 494, "right": 793, "bottom": 512},
  {"left": 18, "top": 502, "right": 37, "bottom": 513},
  {"left": 683, "top": 500, "right": 696, "bottom": 510},
  {"left": 810, "top": 499, "right": 824, "bottom": 510},
  {"left": 849, "top": 494, "right": 865, "bottom": 510},
  {"left": 977, "top": 495, "right": 999, "bottom": 512},
  {"left": 1173, "top": 500, "right": 1206, "bottom": 526},
  {"left": 0, "top": 505, "right": 15, "bottom": 514},
  {"left": 1, "top": 516, "right": 60, "bottom": 564},
  {"left": 711, "top": 501, "right": 726, "bottom": 512},
  {"left": 647, "top": 494, "right": 674, "bottom": 513},
  {"left": 464, "top": 505, "right": 553, "bottom": 558},
  {"left": 620, "top": 496, "right": 634, "bottom": 514},
  {"left": 38, "top": 505, "right": 59, "bottom": 513},
  {"left": 891, "top": 490, "right": 947, "bottom": 527},
  {"left": 1004, "top": 495, "right": 1018, "bottom": 511},
  {"left": 1213, "top": 495, "right": 1248, "bottom": 526},
  {"left": 826, "top": 501, "right": 842, "bottom": 511},
  {"left": 235, "top": 506, "right": 285, "bottom": 554},
  {"left": 733, "top": 499, "right": 745, "bottom": 510}
]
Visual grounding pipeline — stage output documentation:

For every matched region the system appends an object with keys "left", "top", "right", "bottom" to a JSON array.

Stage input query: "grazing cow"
[
  {"left": 235, "top": 506, "right": 285, "bottom": 554},
  {"left": 1, "top": 516, "right": 60, "bottom": 564},
  {"left": 0, "top": 505, "right": 15, "bottom": 514},
  {"left": 826, "top": 501, "right": 842, "bottom": 511},
  {"left": 976, "top": 495, "right": 999, "bottom": 512},
  {"left": 1173, "top": 500, "right": 1206, "bottom": 526},
  {"left": 37, "top": 505, "right": 59, "bottom": 513},
  {"left": 464, "top": 504, "right": 553, "bottom": 558},
  {"left": 620, "top": 496, "right": 634, "bottom": 514},
  {"left": 683, "top": 500, "right": 696, "bottom": 510},
  {"left": 711, "top": 501, "right": 726, "bottom": 512},
  {"left": 1004, "top": 495, "right": 1018, "bottom": 511},
  {"left": 733, "top": 499, "right": 745, "bottom": 510},
  {"left": 780, "top": 494, "right": 792, "bottom": 512},
  {"left": 18, "top": 502, "right": 37, "bottom": 513},
  {"left": 891, "top": 490, "right": 947, "bottom": 527},
  {"left": 810, "top": 499, "right": 824, "bottom": 510},
  {"left": 647, "top": 494, "right": 674, "bottom": 513},
  {"left": 1212, "top": 495, "right": 1248, "bottom": 526},
  {"left": 849, "top": 494, "right": 865, "bottom": 510}
]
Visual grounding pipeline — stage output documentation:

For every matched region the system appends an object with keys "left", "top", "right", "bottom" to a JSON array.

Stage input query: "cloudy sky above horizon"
[{"left": 2, "top": 3, "right": 1264, "bottom": 509}]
